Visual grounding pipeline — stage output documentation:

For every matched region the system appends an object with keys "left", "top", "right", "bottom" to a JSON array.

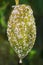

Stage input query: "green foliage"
[{"left": 29, "top": 50, "right": 37, "bottom": 59}]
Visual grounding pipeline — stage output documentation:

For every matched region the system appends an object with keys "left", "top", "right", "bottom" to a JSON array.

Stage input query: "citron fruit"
[{"left": 7, "top": 4, "right": 36, "bottom": 63}]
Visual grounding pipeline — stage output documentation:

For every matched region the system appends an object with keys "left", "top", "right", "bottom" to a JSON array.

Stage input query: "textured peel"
[{"left": 7, "top": 4, "right": 36, "bottom": 59}]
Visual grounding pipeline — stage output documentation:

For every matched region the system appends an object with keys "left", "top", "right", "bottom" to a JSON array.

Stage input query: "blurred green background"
[{"left": 0, "top": 0, "right": 43, "bottom": 65}]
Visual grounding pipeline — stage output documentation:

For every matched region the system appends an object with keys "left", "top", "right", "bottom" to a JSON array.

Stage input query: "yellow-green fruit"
[{"left": 7, "top": 4, "right": 36, "bottom": 62}]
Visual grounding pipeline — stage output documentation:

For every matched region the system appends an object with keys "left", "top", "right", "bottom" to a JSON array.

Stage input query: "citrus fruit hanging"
[{"left": 7, "top": 0, "right": 36, "bottom": 63}]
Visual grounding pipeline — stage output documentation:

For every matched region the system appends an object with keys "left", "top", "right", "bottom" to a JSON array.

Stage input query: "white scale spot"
[
  {"left": 26, "top": 6, "right": 30, "bottom": 9},
  {"left": 17, "top": 34, "right": 23, "bottom": 39},
  {"left": 14, "top": 15, "right": 17, "bottom": 19},
  {"left": 12, "top": 9, "right": 19, "bottom": 14},
  {"left": 25, "top": 16, "right": 28, "bottom": 19},
  {"left": 15, "top": 27, "right": 19, "bottom": 32},
  {"left": 27, "top": 22, "right": 32, "bottom": 26},
  {"left": 20, "top": 8, "right": 23, "bottom": 10},
  {"left": 8, "top": 24, "right": 11, "bottom": 28},
  {"left": 29, "top": 9, "right": 33, "bottom": 15},
  {"left": 15, "top": 47, "right": 18, "bottom": 51},
  {"left": 21, "top": 22, "right": 25, "bottom": 26},
  {"left": 9, "top": 37, "right": 11, "bottom": 40},
  {"left": 19, "top": 46, "right": 22, "bottom": 49},
  {"left": 17, "top": 23, "right": 20, "bottom": 26},
  {"left": 21, "top": 16, "right": 23, "bottom": 18},
  {"left": 25, "top": 26, "right": 27, "bottom": 31},
  {"left": 23, "top": 40, "right": 26, "bottom": 45},
  {"left": 14, "top": 37, "right": 18, "bottom": 42},
  {"left": 7, "top": 28, "right": 11, "bottom": 32}
]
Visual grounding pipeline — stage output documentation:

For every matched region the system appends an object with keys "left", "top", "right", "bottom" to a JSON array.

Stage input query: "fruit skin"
[{"left": 7, "top": 4, "right": 36, "bottom": 59}]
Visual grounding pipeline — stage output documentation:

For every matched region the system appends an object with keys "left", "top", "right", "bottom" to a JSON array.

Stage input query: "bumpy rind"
[{"left": 7, "top": 4, "right": 36, "bottom": 59}]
